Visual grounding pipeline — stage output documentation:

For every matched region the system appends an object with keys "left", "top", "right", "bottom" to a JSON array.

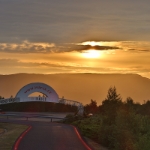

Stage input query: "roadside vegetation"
[
  {"left": 0, "top": 123, "right": 28, "bottom": 150},
  {"left": 64, "top": 87, "right": 150, "bottom": 150},
  {"left": 0, "top": 96, "right": 4, "bottom": 99}
]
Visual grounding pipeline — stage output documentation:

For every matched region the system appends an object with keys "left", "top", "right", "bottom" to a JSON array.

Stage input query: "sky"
[{"left": 1, "top": 0, "right": 150, "bottom": 78}]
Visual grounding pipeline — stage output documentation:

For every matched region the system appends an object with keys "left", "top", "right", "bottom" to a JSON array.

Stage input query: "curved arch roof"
[{"left": 16, "top": 82, "right": 59, "bottom": 103}]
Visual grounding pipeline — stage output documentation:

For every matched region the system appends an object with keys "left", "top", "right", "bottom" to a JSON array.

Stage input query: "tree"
[
  {"left": 126, "top": 97, "right": 134, "bottom": 105},
  {"left": 101, "top": 87, "right": 122, "bottom": 119},
  {"left": 84, "top": 99, "right": 98, "bottom": 114},
  {"left": 104, "top": 86, "right": 122, "bottom": 102},
  {"left": 124, "top": 97, "right": 135, "bottom": 111},
  {"left": 0, "top": 96, "right": 4, "bottom": 99}
]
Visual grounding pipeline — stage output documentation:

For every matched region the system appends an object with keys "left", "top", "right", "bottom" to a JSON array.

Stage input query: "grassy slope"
[{"left": 0, "top": 123, "right": 28, "bottom": 150}]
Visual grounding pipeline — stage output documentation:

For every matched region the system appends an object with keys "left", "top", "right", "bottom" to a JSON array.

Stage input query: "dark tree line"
[
  {"left": 0, "top": 96, "right": 4, "bottom": 99},
  {"left": 74, "top": 87, "right": 150, "bottom": 150},
  {"left": 84, "top": 86, "right": 150, "bottom": 117}
]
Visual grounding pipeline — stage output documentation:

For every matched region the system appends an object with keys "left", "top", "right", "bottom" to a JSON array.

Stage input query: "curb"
[
  {"left": 13, "top": 126, "right": 32, "bottom": 150},
  {"left": 71, "top": 125, "right": 93, "bottom": 150}
]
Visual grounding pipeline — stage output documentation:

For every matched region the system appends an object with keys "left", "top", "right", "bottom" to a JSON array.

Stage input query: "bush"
[
  {"left": 71, "top": 87, "right": 150, "bottom": 150},
  {"left": 63, "top": 114, "right": 84, "bottom": 124}
]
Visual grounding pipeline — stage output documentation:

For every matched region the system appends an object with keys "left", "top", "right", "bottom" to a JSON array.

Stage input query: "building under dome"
[{"left": 0, "top": 82, "right": 84, "bottom": 115}]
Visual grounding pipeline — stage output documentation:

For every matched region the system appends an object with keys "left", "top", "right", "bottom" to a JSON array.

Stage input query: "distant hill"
[{"left": 0, "top": 73, "right": 150, "bottom": 105}]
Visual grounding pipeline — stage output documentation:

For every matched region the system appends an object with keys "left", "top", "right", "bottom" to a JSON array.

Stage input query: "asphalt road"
[{"left": 0, "top": 118, "right": 91, "bottom": 150}]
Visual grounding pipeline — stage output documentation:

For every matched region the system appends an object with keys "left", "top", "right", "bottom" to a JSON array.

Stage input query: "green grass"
[{"left": 0, "top": 123, "right": 28, "bottom": 150}]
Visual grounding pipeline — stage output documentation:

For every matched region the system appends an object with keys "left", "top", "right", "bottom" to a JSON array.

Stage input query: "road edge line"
[
  {"left": 13, "top": 125, "right": 32, "bottom": 150},
  {"left": 71, "top": 125, "right": 92, "bottom": 150}
]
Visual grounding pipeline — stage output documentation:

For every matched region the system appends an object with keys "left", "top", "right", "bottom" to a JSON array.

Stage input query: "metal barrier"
[
  {"left": 0, "top": 114, "right": 65, "bottom": 122},
  {"left": 59, "top": 98, "right": 84, "bottom": 115}
]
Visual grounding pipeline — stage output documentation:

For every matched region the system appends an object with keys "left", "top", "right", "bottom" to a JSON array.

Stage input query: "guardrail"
[{"left": 0, "top": 114, "right": 65, "bottom": 122}]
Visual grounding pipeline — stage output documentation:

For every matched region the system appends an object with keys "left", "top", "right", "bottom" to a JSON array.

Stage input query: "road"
[{"left": 0, "top": 113, "right": 91, "bottom": 150}]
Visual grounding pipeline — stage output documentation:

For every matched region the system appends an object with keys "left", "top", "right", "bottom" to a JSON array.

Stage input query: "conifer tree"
[{"left": 101, "top": 86, "right": 122, "bottom": 118}]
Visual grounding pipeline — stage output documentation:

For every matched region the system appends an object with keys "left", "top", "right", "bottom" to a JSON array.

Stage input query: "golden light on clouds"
[
  {"left": 81, "top": 50, "right": 101, "bottom": 59},
  {"left": 80, "top": 41, "right": 101, "bottom": 46},
  {"left": 1, "top": 40, "right": 150, "bottom": 78},
  {"left": 0, "top": 41, "right": 55, "bottom": 52},
  {"left": 80, "top": 41, "right": 121, "bottom": 47}
]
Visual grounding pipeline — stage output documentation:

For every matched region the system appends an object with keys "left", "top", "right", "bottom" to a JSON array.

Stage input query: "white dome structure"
[{"left": 15, "top": 82, "right": 59, "bottom": 103}]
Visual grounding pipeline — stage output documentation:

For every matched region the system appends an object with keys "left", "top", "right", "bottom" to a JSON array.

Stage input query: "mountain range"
[{"left": 0, "top": 73, "right": 150, "bottom": 105}]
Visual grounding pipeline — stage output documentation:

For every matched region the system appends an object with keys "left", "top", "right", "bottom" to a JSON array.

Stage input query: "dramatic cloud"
[
  {"left": 1, "top": 1, "right": 150, "bottom": 78},
  {"left": 0, "top": 41, "right": 120, "bottom": 53},
  {"left": 0, "top": 41, "right": 55, "bottom": 53},
  {"left": 1, "top": 41, "right": 150, "bottom": 54},
  {"left": 128, "top": 49, "right": 150, "bottom": 53},
  {"left": 119, "top": 41, "right": 150, "bottom": 53},
  {"left": 72, "top": 45, "right": 119, "bottom": 52}
]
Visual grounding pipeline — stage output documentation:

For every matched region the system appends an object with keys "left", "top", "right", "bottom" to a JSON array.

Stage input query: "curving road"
[{"left": 0, "top": 118, "right": 91, "bottom": 150}]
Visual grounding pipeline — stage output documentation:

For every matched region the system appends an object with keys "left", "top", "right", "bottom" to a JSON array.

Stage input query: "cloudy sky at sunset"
[{"left": 1, "top": 0, "right": 150, "bottom": 78}]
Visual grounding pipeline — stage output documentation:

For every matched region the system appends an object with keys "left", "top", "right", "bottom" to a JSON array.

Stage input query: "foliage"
[
  {"left": 72, "top": 115, "right": 102, "bottom": 142},
  {"left": 100, "top": 86, "right": 123, "bottom": 123},
  {"left": 84, "top": 99, "right": 98, "bottom": 114},
  {"left": 140, "top": 100, "right": 150, "bottom": 116},
  {"left": 0, "top": 96, "right": 4, "bottom": 99},
  {"left": 98, "top": 108, "right": 150, "bottom": 150},
  {"left": 63, "top": 114, "right": 84, "bottom": 124},
  {"left": 71, "top": 87, "right": 150, "bottom": 150}
]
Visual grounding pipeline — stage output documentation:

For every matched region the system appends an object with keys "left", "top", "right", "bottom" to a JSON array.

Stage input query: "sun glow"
[
  {"left": 80, "top": 41, "right": 122, "bottom": 47},
  {"left": 81, "top": 41, "right": 100, "bottom": 46},
  {"left": 82, "top": 50, "right": 101, "bottom": 58}
]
